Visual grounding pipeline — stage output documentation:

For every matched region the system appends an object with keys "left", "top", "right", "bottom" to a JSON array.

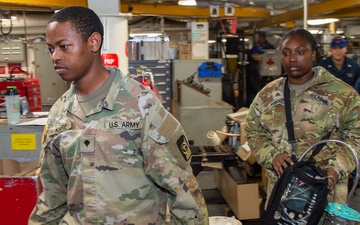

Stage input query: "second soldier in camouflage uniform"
[
  {"left": 245, "top": 29, "right": 360, "bottom": 208},
  {"left": 29, "top": 6, "right": 208, "bottom": 225}
]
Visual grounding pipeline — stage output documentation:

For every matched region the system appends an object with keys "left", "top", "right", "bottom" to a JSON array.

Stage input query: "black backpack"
[{"left": 264, "top": 155, "right": 329, "bottom": 225}]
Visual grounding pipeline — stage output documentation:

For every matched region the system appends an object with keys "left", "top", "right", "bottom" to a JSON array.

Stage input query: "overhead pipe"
[{"left": 303, "top": 0, "right": 308, "bottom": 29}]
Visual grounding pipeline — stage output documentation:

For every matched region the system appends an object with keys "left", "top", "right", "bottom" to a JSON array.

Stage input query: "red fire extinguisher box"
[{"left": 0, "top": 159, "right": 42, "bottom": 225}]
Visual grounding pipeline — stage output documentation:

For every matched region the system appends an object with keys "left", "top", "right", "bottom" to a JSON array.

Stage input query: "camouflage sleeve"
[
  {"left": 245, "top": 98, "right": 285, "bottom": 170},
  {"left": 28, "top": 137, "right": 69, "bottom": 224},
  {"left": 329, "top": 91, "right": 360, "bottom": 180},
  {"left": 145, "top": 108, "right": 209, "bottom": 225}
]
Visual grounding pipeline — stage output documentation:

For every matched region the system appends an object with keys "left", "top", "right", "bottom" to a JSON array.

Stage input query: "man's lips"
[{"left": 54, "top": 65, "right": 67, "bottom": 74}]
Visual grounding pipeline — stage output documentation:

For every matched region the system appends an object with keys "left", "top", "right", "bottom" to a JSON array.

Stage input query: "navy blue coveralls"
[{"left": 317, "top": 56, "right": 360, "bottom": 87}]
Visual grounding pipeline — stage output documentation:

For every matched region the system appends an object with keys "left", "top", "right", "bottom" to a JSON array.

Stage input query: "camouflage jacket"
[
  {"left": 29, "top": 67, "right": 208, "bottom": 225},
  {"left": 245, "top": 66, "right": 360, "bottom": 201}
]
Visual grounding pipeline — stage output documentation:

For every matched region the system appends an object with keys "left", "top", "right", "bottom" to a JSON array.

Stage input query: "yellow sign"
[{"left": 11, "top": 134, "right": 37, "bottom": 151}]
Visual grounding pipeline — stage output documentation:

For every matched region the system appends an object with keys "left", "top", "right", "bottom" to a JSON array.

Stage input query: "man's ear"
[{"left": 88, "top": 32, "right": 102, "bottom": 52}]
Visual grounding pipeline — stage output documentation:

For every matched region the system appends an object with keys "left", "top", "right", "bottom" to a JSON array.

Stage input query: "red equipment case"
[
  {"left": 0, "top": 159, "right": 42, "bottom": 225},
  {"left": 0, "top": 78, "right": 42, "bottom": 112},
  {"left": 0, "top": 176, "right": 41, "bottom": 225}
]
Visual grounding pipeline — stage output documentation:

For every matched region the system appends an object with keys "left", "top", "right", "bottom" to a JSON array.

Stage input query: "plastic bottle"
[{"left": 5, "top": 86, "right": 21, "bottom": 124}]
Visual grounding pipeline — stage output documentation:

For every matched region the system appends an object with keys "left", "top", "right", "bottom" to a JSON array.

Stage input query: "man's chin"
[{"left": 58, "top": 74, "right": 72, "bottom": 82}]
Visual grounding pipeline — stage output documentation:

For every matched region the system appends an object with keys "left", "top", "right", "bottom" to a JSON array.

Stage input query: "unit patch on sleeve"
[{"left": 177, "top": 135, "right": 192, "bottom": 161}]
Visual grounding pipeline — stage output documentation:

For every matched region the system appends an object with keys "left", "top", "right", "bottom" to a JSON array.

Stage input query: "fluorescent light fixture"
[
  {"left": 336, "top": 28, "right": 344, "bottom": 35},
  {"left": 178, "top": 0, "right": 197, "bottom": 6},
  {"left": 129, "top": 32, "right": 163, "bottom": 37},
  {"left": 308, "top": 29, "right": 322, "bottom": 34},
  {"left": 307, "top": 18, "right": 339, "bottom": 26}
]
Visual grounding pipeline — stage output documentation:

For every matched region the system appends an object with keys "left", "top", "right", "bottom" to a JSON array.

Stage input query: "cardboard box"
[
  {"left": 0, "top": 159, "right": 41, "bottom": 225},
  {"left": 191, "top": 40, "right": 209, "bottom": 59},
  {"left": 213, "top": 168, "right": 262, "bottom": 220},
  {"left": 178, "top": 42, "right": 191, "bottom": 53},
  {"left": 178, "top": 43, "right": 191, "bottom": 59},
  {"left": 0, "top": 159, "right": 39, "bottom": 175},
  {"left": 179, "top": 52, "right": 191, "bottom": 60},
  {"left": 191, "top": 22, "right": 209, "bottom": 41}
]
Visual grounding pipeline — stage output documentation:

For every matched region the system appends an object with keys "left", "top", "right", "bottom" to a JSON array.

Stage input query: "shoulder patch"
[{"left": 177, "top": 135, "right": 192, "bottom": 161}]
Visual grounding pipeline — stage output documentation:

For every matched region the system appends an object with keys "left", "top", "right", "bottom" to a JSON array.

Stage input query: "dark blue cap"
[
  {"left": 331, "top": 37, "right": 346, "bottom": 48},
  {"left": 250, "top": 46, "right": 265, "bottom": 54}
]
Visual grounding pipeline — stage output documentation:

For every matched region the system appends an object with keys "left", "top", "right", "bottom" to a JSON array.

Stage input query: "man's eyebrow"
[{"left": 47, "top": 39, "right": 69, "bottom": 46}]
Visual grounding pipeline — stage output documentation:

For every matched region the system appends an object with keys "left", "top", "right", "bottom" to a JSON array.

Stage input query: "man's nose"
[{"left": 50, "top": 49, "right": 61, "bottom": 62}]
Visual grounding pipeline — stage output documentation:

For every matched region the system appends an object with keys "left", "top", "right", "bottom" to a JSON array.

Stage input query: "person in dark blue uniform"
[
  {"left": 317, "top": 36, "right": 360, "bottom": 87},
  {"left": 245, "top": 45, "right": 266, "bottom": 107},
  {"left": 255, "top": 32, "right": 275, "bottom": 50},
  {"left": 318, "top": 36, "right": 360, "bottom": 194}
]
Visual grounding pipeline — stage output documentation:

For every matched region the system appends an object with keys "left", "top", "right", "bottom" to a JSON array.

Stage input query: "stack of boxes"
[
  {"left": 178, "top": 42, "right": 191, "bottom": 59},
  {"left": 191, "top": 22, "right": 209, "bottom": 60},
  {"left": 178, "top": 21, "right": 209, "bottom": 60}
]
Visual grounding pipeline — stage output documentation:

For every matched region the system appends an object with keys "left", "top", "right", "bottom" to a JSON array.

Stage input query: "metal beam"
[
  {"left": 120, "top": 3, "right": 270, "bottom": 18},
  {"left": 254, "top": 0, "right": 360, "bottom": 28},
  {"left": 320, "top": 7, "right": 360, "bottom": 18},
  {"left": 0, "top": 4, "right": 53, "bottom": 11},
  {"left": 0, "top": 0, "right": 87, "bottom": 11}
]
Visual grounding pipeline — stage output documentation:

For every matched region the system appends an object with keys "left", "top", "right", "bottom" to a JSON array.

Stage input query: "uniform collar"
[
  {"left": 62, "top": 67, "right": 123, "bottom": 115},
  {"left": 280, "top": 66, "right": 333, "bottom": 93}
]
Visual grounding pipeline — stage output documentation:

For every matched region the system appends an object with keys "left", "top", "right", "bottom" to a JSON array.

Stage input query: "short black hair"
[
  {"left": 281, "top": 28, "right": 319, "bottom": 55},
  {"left": 48, "top": 6, "right": 104, "bottom": 46},
  {"left": 256, "top": 32, "right": 266, "bottom": 39}
]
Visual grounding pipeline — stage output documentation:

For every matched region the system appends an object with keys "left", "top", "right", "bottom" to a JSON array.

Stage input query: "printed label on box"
[
  {"left": 11, "top": 134, "right": 37, "bottom": 151},
  {"left": 191, "top": 22, "right": 208, "bottom": 41}
]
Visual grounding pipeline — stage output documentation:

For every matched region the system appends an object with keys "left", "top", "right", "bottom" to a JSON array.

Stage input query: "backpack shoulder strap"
[{"left": 284, "top": 78, "right": 331, "bottom": 162}]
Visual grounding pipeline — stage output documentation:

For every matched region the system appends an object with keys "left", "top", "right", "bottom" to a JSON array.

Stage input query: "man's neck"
[
  {"left": 332, "top": 56, "right": 344, "bottom": 65},
  {"left": 75, "top": 67, "right": 110, "bottom": 96}
]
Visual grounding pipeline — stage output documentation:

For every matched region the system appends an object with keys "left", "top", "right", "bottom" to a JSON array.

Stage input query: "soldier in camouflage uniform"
[
  {"left": 28, "top": 6, "right": 208, "bottom": 225},
  {"left": 245, "top": 28, "right": 360, "bottom": 208}
]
